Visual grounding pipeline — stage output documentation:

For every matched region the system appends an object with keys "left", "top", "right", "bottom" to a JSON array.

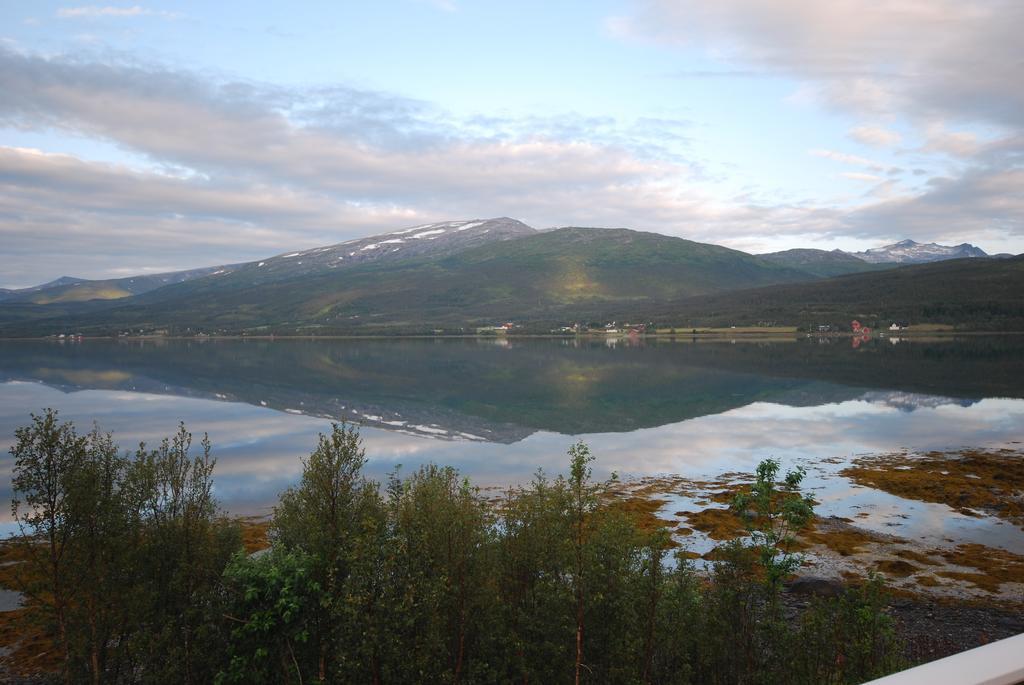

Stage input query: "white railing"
[{"left": 864, "top": 632, "right": 1024, "bottom": 685}]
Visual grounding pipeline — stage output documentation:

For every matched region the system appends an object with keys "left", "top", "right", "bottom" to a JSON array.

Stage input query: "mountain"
[
  {"left": 636, "top": 255, "right": 1024, "bottom": 331},
  {"left": 0, "top": 218, "right": 535, "bottom": 325},
  {"left": 5, "top": 219, "right": 533, "bottom": 306},
  {"left": 0, "top": 224, "right": 814, "bottom": 335},
  {"left": 847, "top": 239, "right": 988, "bottom": 264},
  {"left": 1, "top": 217, "right": 1019, "bottom": 336},
  {"left": 758, "top": 248, "right": 884, "bottom": 278},
  {"left": 0, "top": 276, "right": 86, "bottom": 301},
  {"left": 238, "top": 217, "right": 536, "bottom": 285},
  {"left": 0, "top": 267, "right": 235, "bottom": 304},
  {"left": 21, "top": 276, "right": 87, "bottom": 293}
]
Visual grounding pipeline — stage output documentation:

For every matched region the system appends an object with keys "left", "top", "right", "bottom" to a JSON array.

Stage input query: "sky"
[{"left": 1, "top": 0, "right": 1022, "bottom": 287}]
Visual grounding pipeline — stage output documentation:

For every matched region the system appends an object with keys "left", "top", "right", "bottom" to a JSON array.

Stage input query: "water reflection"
[{"left": 1, "top": 338, "right": 1022, "bottom": 548}]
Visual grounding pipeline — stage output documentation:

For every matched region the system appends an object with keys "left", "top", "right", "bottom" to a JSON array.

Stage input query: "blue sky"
[{"left": 0, "top": 0, "right": 1021, "bottom": 286}]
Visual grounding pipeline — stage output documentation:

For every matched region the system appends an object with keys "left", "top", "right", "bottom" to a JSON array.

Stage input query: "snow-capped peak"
[
  {"left": 251, "top": 218, "right": 535, "bottom": 277},
  {"left": 847, "top": 239, "right": 988, "bottom": 264}
]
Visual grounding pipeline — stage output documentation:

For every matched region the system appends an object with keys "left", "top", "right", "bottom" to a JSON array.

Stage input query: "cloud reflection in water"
[{"left": 2, "top": 381, "right": 1021, "bottom": 539}]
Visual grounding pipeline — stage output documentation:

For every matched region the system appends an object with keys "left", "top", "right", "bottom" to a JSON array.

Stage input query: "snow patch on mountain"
[
  {"left": 412, "top": 229, "right": 446, "bottom": 239},
  {"left": 232, "top": 218, "right": 535, "bottom": 283},
  {"left": 847, "top": 239, "right": 988, "bottom": 264}
]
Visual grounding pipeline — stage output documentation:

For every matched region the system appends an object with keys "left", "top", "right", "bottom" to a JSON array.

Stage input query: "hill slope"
[
  {"left": 0, "top": 267, "right": 235, "bottom": 304},
  {"left": 233, "top": 217, "right": 536, "bottom": 286},
  {"left": 0, "top": 218, "right": 536, "bottom": 326},
  {"left": 847, "top": 239, "right": 988, "bottom": 264},
  {"left": 758, "top": 248, "right": 883, "bottom": 278},
  {"left": 5, "top": 221, "right": 1018, "bottom": 336},
  {"left": 2, "top": 218, "right": 535, "bottom": 307},
  {"left": 638, "top": 255, "right": 1024, "bottom": 331},
  {"left": 0, "top": 226, "right": 814, "bottom": 335},
  {"left": 0, "top": 276, "right": 86, "bottom": 302}
]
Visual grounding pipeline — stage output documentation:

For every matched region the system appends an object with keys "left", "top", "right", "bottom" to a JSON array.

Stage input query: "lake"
[{"left": 2, "top": 335, "right": 1023, "bottom": 554}]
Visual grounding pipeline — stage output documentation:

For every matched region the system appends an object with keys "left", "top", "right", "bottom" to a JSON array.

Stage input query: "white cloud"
[
  {"left": 841, "top": 172, "right": 883, "bottom": 183},
  {"left": 921, "top": 124, "right": 981, "bottom": 158},
  {"left": 843, "top": 165, "right": 1024, "bottom": 243},
  {"left": 619, "top": 0, "right": 1024, "bottom": 127},
  {"left": 56, "top": 5, "right": 179, "bottom": 19},
  {"left": 0, "top": 36, "right": 1020, "bottom": 283},
  {"left": 617, "top": 0, "right": 1022, "bottom": 250},
  {"left": 809, "top": 148, "right": 884, "bottom": 171},
  {"left": 848, "top": 125, "right": 901, "bottom": 148}
]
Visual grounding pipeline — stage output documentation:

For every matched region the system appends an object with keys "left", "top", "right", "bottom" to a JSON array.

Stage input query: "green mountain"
[
  {"left": 0, "top": 218, "right": 535, "bottom": 331},
  {"left": 0, "top": 266, "right": 236, "bottom": 304},
  {"left": 2, "top": 216, "right": 1019, "bottom": 337},
  {"left": 0, "top": 225, "right": 814, "bottom": 335},
  {"left": 637, "top": 255, "right": 1024, "bottom": 331},
  {"left": 758, "top": 248, "right": 885, "bottom": 278}
]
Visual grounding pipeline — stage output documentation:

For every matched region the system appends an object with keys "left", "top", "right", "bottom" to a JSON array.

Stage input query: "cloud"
[
  {"left": 0, "top": 48, "right": 691, "bottom": 206},
  {"left": 0, "top": 147, "right": 344, "bottom": 225},
  {"left": 0, "top": 144, "right": 433, "bottom": 286},
  {"left": 617, "top": 0, "right": 1024, "bottom": 128},
  {"left": 0, "top": 48, "right": 762, "bottom": 283},
  {"left": 842, "top": 165, "right": 1024, "bottom": 243},
  {"left": 56, "top": 5, "right": 179, "bottom": 19},
  {"left": 0, "top": 35, "right": 1020, "bottom": 285},
  {"left": 809, "top": 148, "right": 884, "bottom": 171},
  {"left": 613, "top": 0, "right": 1023, "bottom": 248},
  {"left": 841, "top": 172, "right": 883, "bottom": 183},
  {"left": 848, "top": 125, "right": 901, "bottom": 148},
  {"left": 921, "top": 125, "right": 981, "bottom": 158}
]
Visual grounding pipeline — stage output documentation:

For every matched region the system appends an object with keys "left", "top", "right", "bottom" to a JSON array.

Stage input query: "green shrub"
[{"left": 8, "top": 414, "right": 905, "bottom": 684}]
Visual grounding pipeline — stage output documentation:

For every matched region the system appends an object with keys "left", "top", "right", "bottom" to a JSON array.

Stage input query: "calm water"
[{"left": 1, "top": 336, "right": 1023, "bottom": 547}]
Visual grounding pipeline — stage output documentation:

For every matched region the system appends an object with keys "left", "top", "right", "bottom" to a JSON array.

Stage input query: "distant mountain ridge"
[
  {"left": 0, "top": 266, "right": 237, "bottom": 304},
  {"left": 758, "top": 248, "right": 885, "bottom": 278},
  {"left": 846, "top": 239, "right": 988, "bottom": 264},
  {"left": 7, "top": 227, "right": 999, "bottom": 297},
  {"left": 1, "top": 218, "right": 534, "bottom": 300},
  {"left": 636, "top": 254, "right": 1024, "bottom": 331},
  {"left": 0, "top": 217, "right": 1019, "bottom": 336},
  {"left": 0, "top": 276, "right": 87, "bottom": 301},
  {"left": 761, "top": 239, "right": 994, "bottom": 273},
  {"left": 0, "top": 221, "right": 816, "bottom": 335}
]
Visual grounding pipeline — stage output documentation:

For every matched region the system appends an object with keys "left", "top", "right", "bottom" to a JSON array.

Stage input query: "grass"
[
  {"left": 655, "top": 326, "right": 799, "bottom": 334},
  {"left": 874, "top": 559, "right": 920, "bottom": 577},
  {"left": 617, "top": 459, "right": 1024, "bottom": 604},
  {"left": 32, "top": 286, "right": 133, "bottom": 304},
  {"left": 676, "top": 507, "right": 747, "bottom": 541},
  {"left": 798, "top": 518, "right": 899, "bottom": 557},
  {"left": 906, "top": 324, "right": 956, "bottom": 332},
  {"left": 840, "top": 449, "right": 1024, "bottom": 527},
  {"left": 933, "top": 544, "right": 1024, "bottom": 594},
  {"left": 239, "top": 516, "right": 271, "bottom": 553}
]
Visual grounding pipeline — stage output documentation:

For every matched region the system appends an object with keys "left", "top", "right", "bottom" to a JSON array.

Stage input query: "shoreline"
[
  {"left": 3, "top": 330, "right": 1023, "bottom": 342},
  {"left": 611, "top": 447, "right": 1024, "bottom": 609}
]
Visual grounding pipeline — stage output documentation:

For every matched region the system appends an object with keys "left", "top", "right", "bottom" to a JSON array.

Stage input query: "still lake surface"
[{"left": 1, "top": 335, "right": 1022, "bottom": 550}]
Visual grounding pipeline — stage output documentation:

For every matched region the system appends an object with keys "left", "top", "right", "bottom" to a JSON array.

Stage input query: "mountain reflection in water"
[{"left": 1, "top": 336, "right": 1022, "bottom": 525}]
